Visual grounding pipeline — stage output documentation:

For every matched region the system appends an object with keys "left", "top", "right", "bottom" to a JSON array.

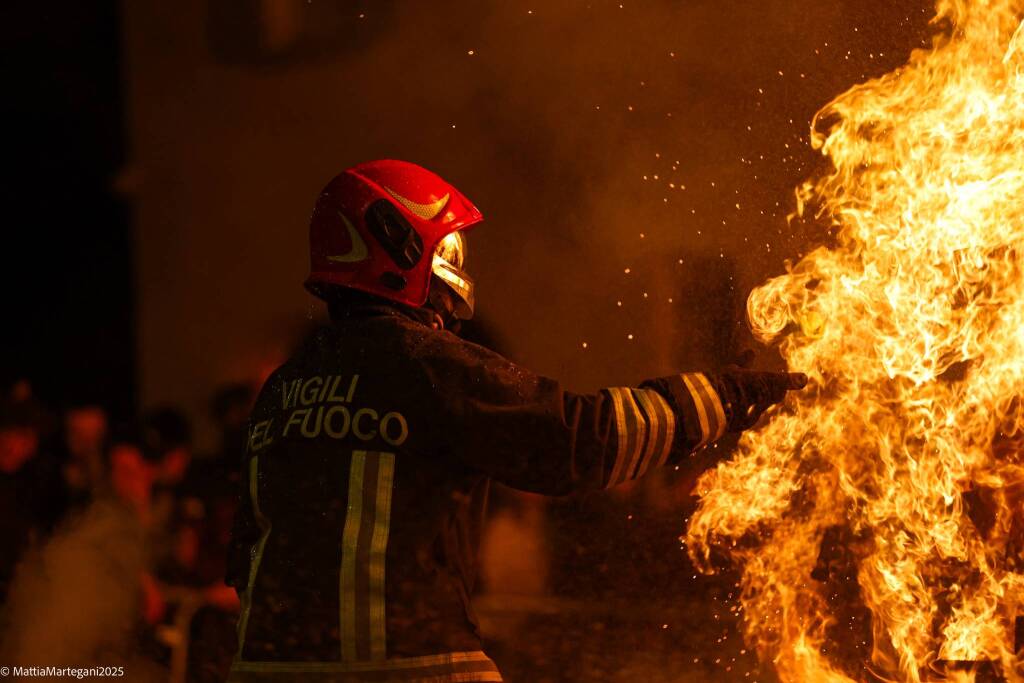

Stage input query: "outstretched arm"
[{"left": 411, "top": 330, "right": 805, "bottom": 495}]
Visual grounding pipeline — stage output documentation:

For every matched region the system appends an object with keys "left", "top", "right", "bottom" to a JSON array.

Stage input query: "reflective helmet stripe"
[{"left": 386, "top": 187, "right": 450, "bottom": 220}]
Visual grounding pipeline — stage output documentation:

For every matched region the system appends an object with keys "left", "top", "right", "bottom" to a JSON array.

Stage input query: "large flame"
[{"left": 686, "top": 1, "right": 1024, "bottom": 681}]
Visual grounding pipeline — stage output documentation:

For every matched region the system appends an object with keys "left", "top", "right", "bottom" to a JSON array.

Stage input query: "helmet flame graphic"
[{"left": 687, "top": 1, "right": 1024, "bottom": 681}]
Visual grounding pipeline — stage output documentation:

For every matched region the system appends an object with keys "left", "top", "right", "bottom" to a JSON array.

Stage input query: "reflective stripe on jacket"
[{"left": 228, "top": 650, "right": 501, "bottom": 682}]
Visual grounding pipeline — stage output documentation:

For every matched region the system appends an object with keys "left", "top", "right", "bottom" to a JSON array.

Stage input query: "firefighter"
[{"left": 225, "top": 160, "right": 806, "bottom": 682}]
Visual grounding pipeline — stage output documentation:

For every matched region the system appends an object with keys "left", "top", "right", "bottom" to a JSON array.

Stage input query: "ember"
[{"left": 686, "top": 1, "right": 1024, "bottom": 681}]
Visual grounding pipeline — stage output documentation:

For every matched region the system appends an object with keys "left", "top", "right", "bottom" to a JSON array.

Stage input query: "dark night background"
[
  {"left": 1, "top": 1, "right": 940, "bottom": 681},
  {"left": 5, "top": 2, "right": 133, "bottom": 419},
  {"left": 2, "top": 0, "right": 937, "bottom": 443}
]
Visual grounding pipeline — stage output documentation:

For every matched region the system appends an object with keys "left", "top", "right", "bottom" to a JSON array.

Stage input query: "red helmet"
[{"left": 306, "top": 160, "right": 482, "bottom": 317}]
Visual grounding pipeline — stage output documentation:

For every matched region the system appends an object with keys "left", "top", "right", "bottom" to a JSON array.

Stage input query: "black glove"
[{"left": 707, "top": 368, "right": 807, "bottom": 432}]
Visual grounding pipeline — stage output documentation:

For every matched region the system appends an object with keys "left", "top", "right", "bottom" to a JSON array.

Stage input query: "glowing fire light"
[{"left": 686, "top": 1, "right": 1024, "bottom": 681}]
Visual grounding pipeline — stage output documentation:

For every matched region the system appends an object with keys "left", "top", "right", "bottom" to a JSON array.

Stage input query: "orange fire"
[{"left": 686, "top": 1, "right": 1024, "bottom": 681}]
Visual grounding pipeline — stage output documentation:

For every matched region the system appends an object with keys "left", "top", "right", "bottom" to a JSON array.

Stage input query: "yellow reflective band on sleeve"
[
  {"left": 606, "top": 388, "right": 647, "bottom": 487},
  {"left": 693, "top": 373, "right": 727, "bottom": 441},
  {"left": 630, "top": 389, "right": 661, "bottom": 480},
  {"left": 236, "top": 456, "right": 271, "bottom": 656},
  {"left": 340, "top": 451, "right": 396, "bottom": 662},
  {"left": 632, "top": 388, "right": 676, "bottom": 476},
  {"left": 681, "top": 372, "right": 727, "bottom": 447},
  {"left": 605, "top": 388, "right": 628, "bottom": 485},
  {"left": 650, "top": 388, "right": 677, "bottom": 468},
  {"left": 681, "top": 374, "right": 712, "bottom": 447}
]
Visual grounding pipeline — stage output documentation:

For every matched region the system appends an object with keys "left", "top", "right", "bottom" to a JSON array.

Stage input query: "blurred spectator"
[
  {"left": 104, "top": 420, "right": 182, "bottom": 669},
  {"left": 174, "top": 384, "right": 253, "bottom": 585},
  {"left": 133, "top": 407, "right": 197, "bottom": 580},
  {"left": 121, "top": 391, "right": 252, "bottom": 683},
  {"left": 179, "top": 384, "right": 253, "bottom": 683},
  {"left": 142, "top": 408, "right": 193, "bottom": 489},
  {"left": 109, "top": 440, "right": 157, "bottom": 526},
  {"left": 2, "top": 383, "right": 249, "bottom": 682},
  {"left": 105, "top": 427, "right": 166, "bottom": 626},
  {"left": 0, "top": 381, "right": 61, "bottom": 604},
  {"left": 210, "top": 382, "right": 254, "bottom": 462},
  {"left": 57, "top": 403, "right": 111, "bottom": 520},
  {"left": 60, "top": 403, "right": 110, "bottom": 512},
  {"left": 1, "top": 429, "right": 161, "bottom": 681}
]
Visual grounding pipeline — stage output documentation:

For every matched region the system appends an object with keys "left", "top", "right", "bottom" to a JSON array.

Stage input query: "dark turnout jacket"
[{"left": 226, "top": 304, "right": 728, "bottom": 682}]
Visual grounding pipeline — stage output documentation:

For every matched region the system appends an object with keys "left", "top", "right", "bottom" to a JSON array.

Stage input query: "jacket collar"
[{"left": 330, "top": 300, "right": 436, "bottom": 328}]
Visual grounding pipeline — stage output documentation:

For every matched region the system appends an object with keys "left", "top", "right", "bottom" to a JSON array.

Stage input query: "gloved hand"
[{"left": 708, "top": 368, "right": 807, "bottom": 432}]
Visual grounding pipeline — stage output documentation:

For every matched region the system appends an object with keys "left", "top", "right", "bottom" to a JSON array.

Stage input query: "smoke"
[
  {"left": 128, "top": 1, "right": 938, "bottom": 437},
  {"left": 259, "top": 0, "right": 936, "bottom": 381},
  {"left": 0, "top": 502, "right": 165, "bottom": 682}
]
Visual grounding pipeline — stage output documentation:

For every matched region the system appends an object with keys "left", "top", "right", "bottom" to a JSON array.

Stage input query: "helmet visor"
[{"left": 431, "top": 231, "right": 474, "bottom": 319}]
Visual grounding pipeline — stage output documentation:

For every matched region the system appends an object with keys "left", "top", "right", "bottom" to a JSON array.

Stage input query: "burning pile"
[{"left": 686, "top": 1, "right": 1024, "bottom": 680}]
